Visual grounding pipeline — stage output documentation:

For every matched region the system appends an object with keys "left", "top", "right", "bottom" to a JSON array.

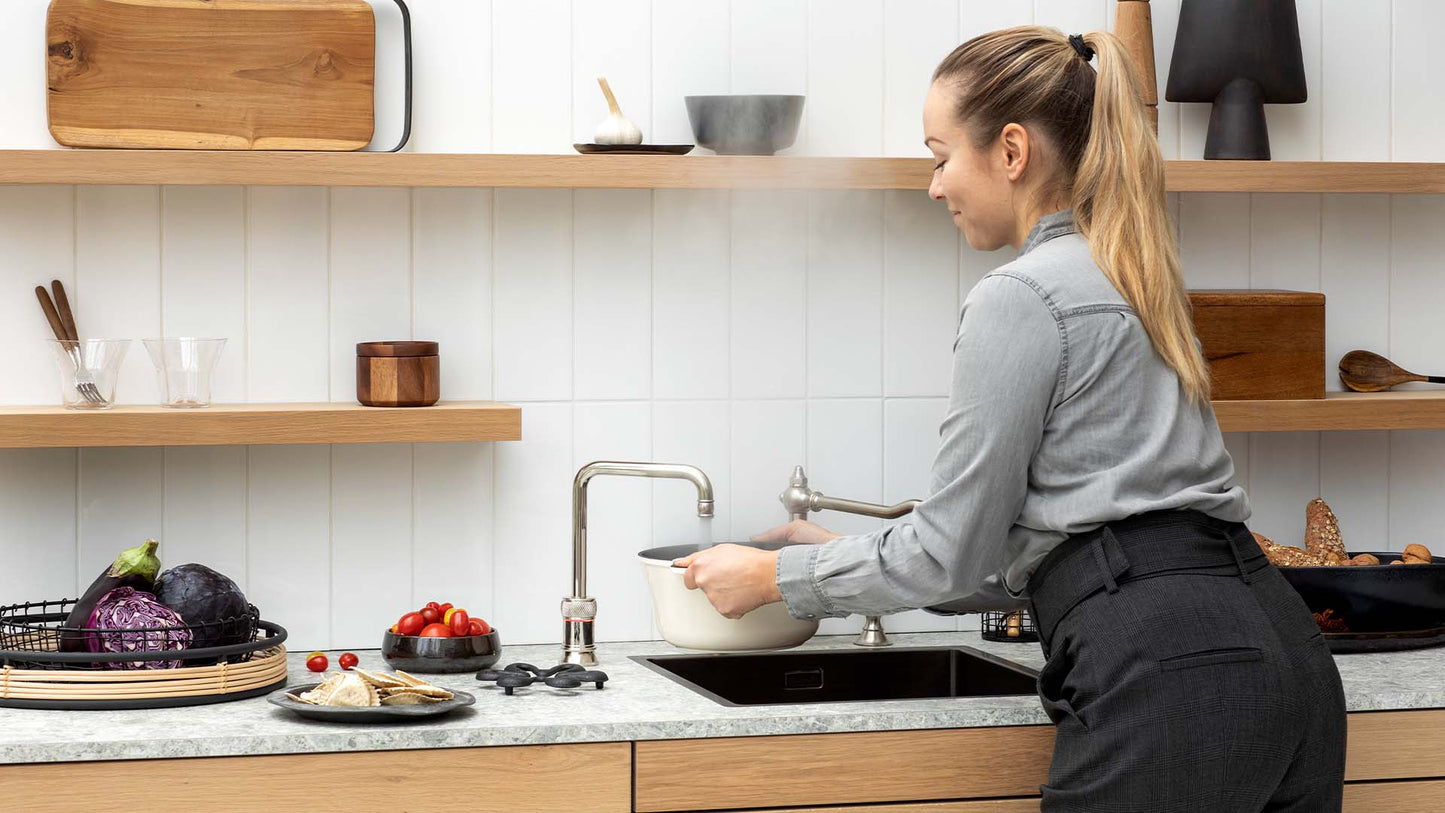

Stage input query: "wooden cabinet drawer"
[
  {"left": 732, "top": 801, "right": 1042, "bottom": 813},
  {"left": 1344, "top": 779, "right": 1445, "bottom": 811},
  {"left": 1346, "top": 709, "right": 1445, "bottom": 781},
  {"left": 0, "top": 743, "right": 632, "bottom": 813},
  {"left": 634, "top": 727, "right": 1055, "bottom": 812}
]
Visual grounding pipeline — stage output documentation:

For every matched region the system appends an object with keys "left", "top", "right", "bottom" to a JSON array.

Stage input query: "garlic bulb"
[{"left": 594, "top": 77, "right": 643, "bottom": 145}]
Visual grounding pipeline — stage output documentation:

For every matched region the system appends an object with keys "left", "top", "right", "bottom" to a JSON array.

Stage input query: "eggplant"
[{"left": 60, "top": 539, "right": 162, "bottom": 652}]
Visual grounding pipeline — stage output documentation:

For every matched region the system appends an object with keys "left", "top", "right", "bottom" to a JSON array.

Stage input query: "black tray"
[
  {"left": 574, "top": 143, "right": 694, "bottom": 155},
  {"left": 1277, "top": 551, "right": 1445, "bottom": 640},
  {"left": 1323, "top": 626, "right": 1445, "bottom": 654},
  {"left": 268, "top": 683, "right": 475, "bottom": 723}
]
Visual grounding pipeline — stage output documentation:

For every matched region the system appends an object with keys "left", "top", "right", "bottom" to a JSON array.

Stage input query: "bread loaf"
[{"left": 1304, "top": 498, "right": 1347, "bottom": 565}]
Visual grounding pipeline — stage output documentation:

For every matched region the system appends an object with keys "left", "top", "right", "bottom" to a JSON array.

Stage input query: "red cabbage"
[{"left": 86, "top": 587, "right": 193, "bottom": 670}]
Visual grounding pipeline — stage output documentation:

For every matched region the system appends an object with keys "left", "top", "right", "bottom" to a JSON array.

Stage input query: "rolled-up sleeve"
[{"left": 776, "top": 273, "right": 1063, "bottom": 619}]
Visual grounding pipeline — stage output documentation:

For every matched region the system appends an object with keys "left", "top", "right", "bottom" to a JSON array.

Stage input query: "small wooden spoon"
[{"left": 1339, "top": 350, "right": 1445, "bottom": 392}]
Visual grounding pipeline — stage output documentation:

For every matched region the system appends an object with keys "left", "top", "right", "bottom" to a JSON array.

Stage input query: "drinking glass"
[
  {"left": 49, "top": 339, "right": 130, "bottom": 409},
  {"left": 143, "top": 338, "right": 227, "bottom": 408}
]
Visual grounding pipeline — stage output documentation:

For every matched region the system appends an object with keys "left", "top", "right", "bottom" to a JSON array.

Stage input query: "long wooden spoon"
[{"left": 1339, "top": 350, "right": 1445, "bottom": 392}]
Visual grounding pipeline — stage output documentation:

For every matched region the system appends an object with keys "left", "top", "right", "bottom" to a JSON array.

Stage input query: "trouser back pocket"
[{"left": 1159, "top": 647, "right": 1262, "bottom": 672}]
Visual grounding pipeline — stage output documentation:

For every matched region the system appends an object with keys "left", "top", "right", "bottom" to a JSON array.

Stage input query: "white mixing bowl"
[{"left": 638, "top": 542, "right": 820, "bottom": 652}]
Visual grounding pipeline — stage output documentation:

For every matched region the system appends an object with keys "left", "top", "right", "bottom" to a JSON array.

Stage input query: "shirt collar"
[{"left": 1019, "top": 208, "right": 1077, "bottom": 256}]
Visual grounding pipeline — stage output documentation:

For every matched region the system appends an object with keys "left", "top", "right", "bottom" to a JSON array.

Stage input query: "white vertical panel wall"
[{"left": 0, "top": 0, "right": 1439, "bottom": 651}]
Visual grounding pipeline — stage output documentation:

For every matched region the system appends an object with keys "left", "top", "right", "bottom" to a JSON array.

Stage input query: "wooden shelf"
[
  {"left": 1, "top": 151, "right": 1443, "bottom": 192},
  {"left": 0, "top": 401, "right": 521, "bottom": 448},
  {"left": 1213, "top": 391, "right": 1445, "bottom": 432}
]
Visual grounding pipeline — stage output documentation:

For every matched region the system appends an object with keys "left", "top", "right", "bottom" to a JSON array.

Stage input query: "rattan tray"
[{"left": 0, "top": 644, "right": 288, "bottom": 710}]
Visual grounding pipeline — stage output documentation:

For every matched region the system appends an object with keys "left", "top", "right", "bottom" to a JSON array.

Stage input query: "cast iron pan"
[{"left": 1277, "top": 552, "right": 1445, "bottom": 640}]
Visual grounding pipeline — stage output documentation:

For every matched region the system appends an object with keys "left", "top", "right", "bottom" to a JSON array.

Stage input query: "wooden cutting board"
[{"left": 46, "top": 0, "right": 375, "bottom": 150}]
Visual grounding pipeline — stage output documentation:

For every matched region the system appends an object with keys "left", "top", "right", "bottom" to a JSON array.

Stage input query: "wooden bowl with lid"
[{"left": 356, "top": 341, "right": 440, "bottom": 407}]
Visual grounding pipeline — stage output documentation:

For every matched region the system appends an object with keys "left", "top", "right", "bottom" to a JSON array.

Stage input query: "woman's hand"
[
  {"left": 673, "top": 545, "right": 784, "bottom": 619},
  {"left": 750, "top": 519, "right": 841, "bottom": 545}
]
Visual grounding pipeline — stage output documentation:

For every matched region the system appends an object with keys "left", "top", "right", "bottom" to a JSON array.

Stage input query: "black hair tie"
[{"left": 1068, "top": 34, "right": 1094, "bottom": 62}]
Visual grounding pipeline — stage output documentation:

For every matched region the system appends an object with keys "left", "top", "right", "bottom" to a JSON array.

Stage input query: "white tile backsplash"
[
  {"left": 0, "top": 449, "right": 77, "bottom": 602},
  {"left": 730, "top": 189, "right": 807, "bottom": 400},
  {"left": 414, "top": 188, "right": 494, "bottom": 400},
  {"left": 807, "top": 0, "right": 884, "bottom": 156},
  {"left": 574, "top": 190, "right": 653, "bottom": 401},
  {"left": 247, "top": 187, "right": 330, "bottom": 403},
  {"left": 0, "top": 185, "right": 74, "bottom": 405},
  {"left": 730, "top": 400, "right": 807, "bottom": 539},
  {"left": 808, "top": 191, "right": 884, "bottom": 397},
  {"left": 492, "top": 0, "right": 573, "bottom": 154},
  {"left": 494, "top": 188, "right": 574, "bottom": 402},
  {"left": 884, "top": 190, "right": 958, "bottom": 397},
  {"left": 652, "top": 0, "right": 730, "bottom": 147},
  {"left": 653, "top": 190, "right": 730, "bottom": 400},
  {"left": 161, "top": 186, "right": 247, "bottom": 403},
  {"left": 75, "top": 186, "right": 161, "bottom": 405},
  {"left": 330, "top": 444, "right": 414, "bottom": 646},
  {"left": 883, "top": 0, "right": 960, "bottom": 158},
  {"left": 1394, "top": 0, "right": 1445, "bottom": 161},
  {"left": 162, "top": 446, "right": 249, "bottom": 587},
  {"left": 406, "top": 0, "right": 492, "bottom": 153},
  {"left": 0, "top": 0, "right": 1438, "bottom": 649},
  {"left": 247, "top": 445, "right": 332, "bottom": 650}
]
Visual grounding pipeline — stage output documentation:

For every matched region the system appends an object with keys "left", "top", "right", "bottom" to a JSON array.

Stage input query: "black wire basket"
[
  {"left": 0, "top": 598, "right": 285, "bottom": 671},
  {"left": 980, "top": 609, "right": 1040, "bottom": 643}
]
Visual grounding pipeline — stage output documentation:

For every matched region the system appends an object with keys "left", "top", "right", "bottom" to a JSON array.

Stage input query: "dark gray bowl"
[
  {"left": 684, "top": 95, "right": 805, "bottom": 155},
  {"left": 381, "top": 629, "right": 501, "bottom": 674}
]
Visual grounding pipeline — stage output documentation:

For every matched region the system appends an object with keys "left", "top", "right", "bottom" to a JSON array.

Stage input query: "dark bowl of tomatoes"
[{"left": 382, "top": 628, "right": 501, "bottom": 674}]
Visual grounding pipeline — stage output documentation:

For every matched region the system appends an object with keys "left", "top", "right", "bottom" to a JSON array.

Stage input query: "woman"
[{"left": 674, "top": 26, "right": 1346, "bottom": 811}]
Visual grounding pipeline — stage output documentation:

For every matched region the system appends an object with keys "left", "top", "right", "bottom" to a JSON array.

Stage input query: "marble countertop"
[{"left": 1, "top": 631, "right": 1441, "bottom": 765}]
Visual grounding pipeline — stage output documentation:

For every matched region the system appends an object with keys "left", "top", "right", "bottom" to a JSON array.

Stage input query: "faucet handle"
[{"left": 561, "top": 597, "right": 597, "bottom": 619}]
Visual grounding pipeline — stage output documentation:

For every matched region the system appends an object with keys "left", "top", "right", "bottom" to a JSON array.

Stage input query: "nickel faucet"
[
  {"left": 563, "top": 461, "right": 714, "bottom": 666},
  {"left": 779, "top": 465, "right": 920, "bottom": 647}
]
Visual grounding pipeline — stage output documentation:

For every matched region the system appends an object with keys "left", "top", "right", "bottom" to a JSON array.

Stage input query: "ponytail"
[{"left": 934, "top": 27, "right": 1211, "bottom": 404}]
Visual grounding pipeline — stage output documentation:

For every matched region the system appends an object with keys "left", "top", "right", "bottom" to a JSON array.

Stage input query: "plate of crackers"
[{"left": 267, "top": 668, "right": 475, "bottom": 722}]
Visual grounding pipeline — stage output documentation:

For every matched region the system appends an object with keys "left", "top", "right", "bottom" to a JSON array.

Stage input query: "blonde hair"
[{"left": 933, "top": 26, "right": 1210, "bottom": 404}]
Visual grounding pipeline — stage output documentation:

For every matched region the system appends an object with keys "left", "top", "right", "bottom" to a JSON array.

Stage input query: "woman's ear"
[{"left": 999, "top": 122, "right": 1031, "bottom": 181}]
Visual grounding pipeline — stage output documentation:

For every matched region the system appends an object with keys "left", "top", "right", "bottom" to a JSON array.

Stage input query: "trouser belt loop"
[
  {"left": 1093, "top": 527, "right": 1129, "bottom": 594},
  {"left": 1228, "top": 528, "right": 1255, "bottom": 585}
]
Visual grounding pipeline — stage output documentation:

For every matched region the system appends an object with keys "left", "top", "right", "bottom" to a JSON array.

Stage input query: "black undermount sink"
[{"left": 632, "top": 646, "right": 1039, "bottom": 707}]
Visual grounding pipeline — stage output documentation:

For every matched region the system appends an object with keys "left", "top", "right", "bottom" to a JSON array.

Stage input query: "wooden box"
[{"left": 1188, "top": 290, "right": 1325, "bottom": 400}]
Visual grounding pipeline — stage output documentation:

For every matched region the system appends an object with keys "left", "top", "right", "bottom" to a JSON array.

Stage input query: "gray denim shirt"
[{"left": 776, "top": 209, "right": 1251, "bottom": 618}]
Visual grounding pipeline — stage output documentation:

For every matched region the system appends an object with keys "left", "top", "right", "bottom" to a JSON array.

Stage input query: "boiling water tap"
[
  {"left": 563, "top": 461, "right": 714, "bottom": 666},
  {"left": 778, "top": 465, "right": 920, "bottom": 647}
]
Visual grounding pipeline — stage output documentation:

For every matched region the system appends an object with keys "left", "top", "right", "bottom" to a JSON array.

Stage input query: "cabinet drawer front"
[
  {"left": 1344, "top": 779, "right": 1445, "bottom": 811},
  {"left": 1346, "top": 709, "right": 1445, "bottom": 781},
  {"left": 732, "top": 801, "right": 1042, "bottom": 813},
  {"left": 634, "top": 727, "right": 1055, "bottom": 812},
  {"left": 0, "top": 743, "right": 631, "bottom": 813}
]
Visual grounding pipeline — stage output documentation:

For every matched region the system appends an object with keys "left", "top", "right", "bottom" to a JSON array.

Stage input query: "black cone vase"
[{"left": 1165, "top": 0, "right": 1307, "bottom": 160}]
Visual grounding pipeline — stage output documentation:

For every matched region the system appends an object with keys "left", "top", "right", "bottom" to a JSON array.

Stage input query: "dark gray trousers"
[{"left": 1027, "top": 510, "right": 1347, "bottom": 812}]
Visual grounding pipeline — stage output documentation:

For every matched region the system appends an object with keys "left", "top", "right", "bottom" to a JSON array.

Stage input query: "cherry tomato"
[
  {"left": 338, "top": 652, "right": 359, "bottom": 670},
  {"left": 442, "top": 607, "right": 465, "bottom": 625},
  {"left": 468, "top": 619, "right": 485, "bottom": 636},
  {"left": 420, "top": 607, "right": 441, "bottom": 626},
  {"left": 448, "top": 609, "right": 470, "bottom": 637},
  {"left": 473, "top": 617, "right": 493, "bottom": 635},
  {"left": 424, "top": 601, "right": 440, "bottom": 613},
  {"left": 438, "top": 602, "right": 454, "bottom": 615},
  {"left": 420, "top": 622, "right": 454, "bottom": 638},
  {"left": 396, "top": 611, "right": 425, "bottom": 637},
  {"left": 389, "top": 623, "right": 398, "bottom": 634},
  {"left": 306, "top": 651, "right": 328, "bottom": 672}
]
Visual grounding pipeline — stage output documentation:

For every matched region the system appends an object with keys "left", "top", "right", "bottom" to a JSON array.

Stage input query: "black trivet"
[{"left": 476, "top": 662, "right": 609, "bottom": 695}]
